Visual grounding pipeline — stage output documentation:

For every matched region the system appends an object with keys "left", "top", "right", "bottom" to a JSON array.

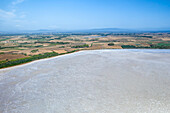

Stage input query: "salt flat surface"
[{"left": 0, "top": 49, "right": 170, "bottom": 113}]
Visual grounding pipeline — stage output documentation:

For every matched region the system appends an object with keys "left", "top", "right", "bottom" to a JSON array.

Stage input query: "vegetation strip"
[{"left": 0, "top": 50, "right": 79, "bottom": 69}]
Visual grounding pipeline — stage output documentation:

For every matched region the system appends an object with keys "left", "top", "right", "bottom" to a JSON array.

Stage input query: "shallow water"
[{"left": 0, "top": 49, "right": 170, "bottom": 113}]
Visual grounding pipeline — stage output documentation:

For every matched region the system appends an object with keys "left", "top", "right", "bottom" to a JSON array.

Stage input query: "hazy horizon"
[{"left": 0, "top": 0, "right": 170, "bottom": 31}]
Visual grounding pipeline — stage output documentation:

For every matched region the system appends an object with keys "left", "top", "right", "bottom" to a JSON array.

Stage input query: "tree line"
[{"left": 0, "top": 50, "right": 79, "bottom": 69}]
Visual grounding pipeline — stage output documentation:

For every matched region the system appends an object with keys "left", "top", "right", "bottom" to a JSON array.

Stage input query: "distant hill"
[
  {"left": 0, "top": 28, "right": 170, "bottom": 34},
  {"left": 88, "top": 28, "right": 131, "bottom": 32},
  {"left": 91, "top": 28, "right": 127, "bottom": 31}
]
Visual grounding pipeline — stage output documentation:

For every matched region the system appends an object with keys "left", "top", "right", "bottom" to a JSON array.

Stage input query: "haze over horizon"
[{"left": 0, "top": 0, "right": 170, "bottom": 31}]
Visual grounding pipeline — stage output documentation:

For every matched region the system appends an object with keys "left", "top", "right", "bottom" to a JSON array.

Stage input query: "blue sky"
[{"left": 0, "top": 0, "right": 170, "bottom": 31}]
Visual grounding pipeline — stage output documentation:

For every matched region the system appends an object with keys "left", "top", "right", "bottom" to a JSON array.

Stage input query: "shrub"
[
  {"left": 121, "top": 45, "right": 136, "bottom": 48},
  {"left": 31, "top": 49, "right": 39, "bottom": 53},
  {"left": 71, "top": 44, "right": 89, "bottom": 48},
  {"left": 108, "top": 43, "right": 114, "bottom": 46}
]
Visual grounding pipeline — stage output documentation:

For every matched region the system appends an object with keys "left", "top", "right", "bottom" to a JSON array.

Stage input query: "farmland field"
[{"left": 0, "top": 33, "right": 170, "bottom": 68}]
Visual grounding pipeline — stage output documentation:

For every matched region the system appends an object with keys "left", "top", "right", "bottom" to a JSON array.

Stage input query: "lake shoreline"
[{"left": 0, "top": 48, "right": 170, "bottom": 70}]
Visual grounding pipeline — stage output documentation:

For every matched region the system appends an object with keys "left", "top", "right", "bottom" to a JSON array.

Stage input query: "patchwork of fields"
[{"left": 0, "top": 33, "right": 170, "bottom": 68}]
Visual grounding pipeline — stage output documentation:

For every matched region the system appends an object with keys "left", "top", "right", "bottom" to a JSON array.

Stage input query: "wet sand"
[{"left": 0, "top": 49, "right": 170, "bottom": 113}]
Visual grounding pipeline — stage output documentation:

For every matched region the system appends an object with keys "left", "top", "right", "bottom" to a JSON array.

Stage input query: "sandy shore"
[{"left": 0, "top": 49, "right": 170, "bottom": 113}]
